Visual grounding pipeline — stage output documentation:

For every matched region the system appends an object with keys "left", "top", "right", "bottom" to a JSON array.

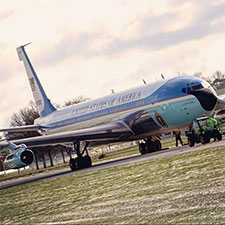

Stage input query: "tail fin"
[{"left": 16, "top": 43, "right": 56, "bottom": 117}]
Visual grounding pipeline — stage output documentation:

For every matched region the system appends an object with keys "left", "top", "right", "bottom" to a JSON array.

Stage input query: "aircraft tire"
[
  {"left": 155, "top": 140, "right": 162, "bottom": 150},
  {"left": 139, "top": 143, "right": 147, "bottom": 155},
  {"left": 83, "top": 155, "right": 92, "bottom": 168},
  {"left": 69, "top": 156, "right": 92, "bottom": 171},
  {"left": 145, "top": 139, "right": 156, "bottom": 153},
  {"left": 69, "top": 158, "right": 78, "bottom": 171},
  {"left": 146, "top": 144, "right": 155, "bottom": 153}
]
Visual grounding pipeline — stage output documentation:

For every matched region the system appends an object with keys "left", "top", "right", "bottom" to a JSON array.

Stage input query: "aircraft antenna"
[
  {"left": 161, "top": 74, "right": 165, "bottom": 79},
  {"left": 142, "top": 79, "right": 146, "bottom": 84}
]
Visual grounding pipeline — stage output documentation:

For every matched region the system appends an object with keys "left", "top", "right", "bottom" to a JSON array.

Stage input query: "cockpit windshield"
[
  {"left": 181, "top": 80, "right": 217, "bottom": 96},
  {"left": 182, "top": 83, "right": 203, "bottom": 94}
]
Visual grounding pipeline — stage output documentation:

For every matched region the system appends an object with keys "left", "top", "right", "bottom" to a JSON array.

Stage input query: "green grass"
[
  {"left": 1, "top": 146, "right": 225, "bottom": 224},
  {"left": 0, "top": 137, "right": 180, "bottom": 183}
]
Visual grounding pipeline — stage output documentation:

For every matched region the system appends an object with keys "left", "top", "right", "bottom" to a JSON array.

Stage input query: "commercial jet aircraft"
[{"left": 0, "top": 43, "right": 224, "bottom": 171}]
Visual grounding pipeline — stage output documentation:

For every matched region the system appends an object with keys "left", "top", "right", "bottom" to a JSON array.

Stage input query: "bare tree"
[
  {"left": 211, "top": 71, "right": 225, "bottom": 90},
  {"left": 193, "top": 71, "right": 225, "bottom": 90},
  {"left": 8, "top": 101, "right": 40, "bottom": 139},
  {"left": 10, "top": 101, "right": 39, "bottom": 127}
]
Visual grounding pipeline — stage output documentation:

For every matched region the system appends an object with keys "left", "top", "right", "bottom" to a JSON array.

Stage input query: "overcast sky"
[{"left": 1, "top": 0, "right": 225, "bottom": 128}]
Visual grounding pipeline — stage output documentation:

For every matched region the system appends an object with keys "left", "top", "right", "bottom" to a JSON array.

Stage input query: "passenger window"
[{"left": 192, "top": 84, "right": 203, "bottom": 90}]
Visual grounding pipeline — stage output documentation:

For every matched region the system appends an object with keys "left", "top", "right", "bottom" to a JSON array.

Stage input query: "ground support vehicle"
[{"left": 186, "top": 116, "right": 222, "bottom": 147}]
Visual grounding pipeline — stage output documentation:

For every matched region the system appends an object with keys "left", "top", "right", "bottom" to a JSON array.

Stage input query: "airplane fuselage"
[{"left": 35, "top": 75, "right": 217, "bottom": 139}]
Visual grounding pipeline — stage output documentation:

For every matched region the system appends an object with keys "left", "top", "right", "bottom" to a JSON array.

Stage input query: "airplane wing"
[
  {"left": 0, "top": 124, "right": 48, "bottom": 133},
  {"left": 0, "top": 121, "right": 133, "bottom": 149}
]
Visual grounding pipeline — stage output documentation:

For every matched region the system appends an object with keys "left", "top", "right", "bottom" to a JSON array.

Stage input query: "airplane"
[{"left": 0, "top": 43, "right": 224, "bottom": 171}]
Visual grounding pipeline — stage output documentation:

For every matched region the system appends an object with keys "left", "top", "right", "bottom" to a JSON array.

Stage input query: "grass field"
[
  {"left": 1, "top": 146, "right": 225, "bottom": 224},
  {"left": 0, "top": 136, "right": 179, "bottom": 183}
]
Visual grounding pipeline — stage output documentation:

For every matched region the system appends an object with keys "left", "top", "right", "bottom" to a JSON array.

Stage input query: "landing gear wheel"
[
  {"left": 84, "top": 155, "right": 92, "bottom": 168},
  {"left": 69, "top": 158, "right": 78, "bottom": 171},
  {"left": 139, "top": 143, "right": 147, "bottom": 155},
  {"left": 155, "top": 140, "right": 162, "bottom": 150},
  {"left": 146, "top": 139, "right": 155, "bottom": 153},
  {"left": 69, "top": 155, "right": 92, "bottom": 171},
  {"left": 69, "top": 141, "right": 92, "bottom": 171}
]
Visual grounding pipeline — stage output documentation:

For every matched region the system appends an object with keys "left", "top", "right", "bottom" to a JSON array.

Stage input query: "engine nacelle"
[{"left": 3, "top": 144, "right": 34, "bottom": 170}]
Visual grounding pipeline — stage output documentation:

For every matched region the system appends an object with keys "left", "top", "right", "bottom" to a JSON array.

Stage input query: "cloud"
[
  {"left": 0, "top": 65, "right": 14, "bottom": 82},
  {"left": 34, "top": 0, "right": 225, "bottom": 68},
  {"left": 36, "top": 31, "right": 106, "bottom": 67},
  {"left": 0, "top": 47, "right": 20, "bottom": 83},
  {"left": 104, "top": 1, "right": 225, "bottom": 54},
  {"left": 106, "top": 22, "right": 225, "bottom": 54}
]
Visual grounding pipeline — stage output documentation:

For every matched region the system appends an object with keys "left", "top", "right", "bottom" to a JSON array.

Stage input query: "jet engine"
[{"left": 3, "top": 143, "right": 34, "bottom": 170}]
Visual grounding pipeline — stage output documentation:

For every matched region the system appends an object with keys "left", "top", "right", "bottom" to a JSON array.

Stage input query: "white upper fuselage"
[{"left": 35, "top": 79, "right": 165, "bottom": 132}]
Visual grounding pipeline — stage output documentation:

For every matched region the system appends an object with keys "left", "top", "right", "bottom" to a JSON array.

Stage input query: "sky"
[{"left": 0, "top": 0, "right": 225, "bottom": 128}]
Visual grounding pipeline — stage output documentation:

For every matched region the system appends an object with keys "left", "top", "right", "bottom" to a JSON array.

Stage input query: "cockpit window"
[
  {"left": 191, "top": 84, "right": 203, "bottom": 90},
  {"left": 182, "top": 83, "right": 203, "bottom": 94},
  {"left": 187, "top": 87, "right": 191, "bottom": 93}
]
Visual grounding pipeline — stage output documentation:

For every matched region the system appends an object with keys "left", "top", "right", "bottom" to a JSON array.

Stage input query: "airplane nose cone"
[{"left": 190, "top": 88, "right": 217, "bottom": 111}]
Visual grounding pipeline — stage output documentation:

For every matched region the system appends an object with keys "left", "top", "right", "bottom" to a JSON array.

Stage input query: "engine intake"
[{"left": 3, "top": 143, "right": 34, "bottom": 170}]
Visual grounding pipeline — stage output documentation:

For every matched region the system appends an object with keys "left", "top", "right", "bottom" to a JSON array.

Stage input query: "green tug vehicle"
[{"left": 186, "top": 116, "right": 223, "bottom": 147}]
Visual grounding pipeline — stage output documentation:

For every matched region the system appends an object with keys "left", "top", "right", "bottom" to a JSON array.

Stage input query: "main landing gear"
[
  {"left": 69, "top": 141, "right": 92, "bottom": 171},
  {"left": 139, "top": 137, "right": 162, "bottom": 155}
]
